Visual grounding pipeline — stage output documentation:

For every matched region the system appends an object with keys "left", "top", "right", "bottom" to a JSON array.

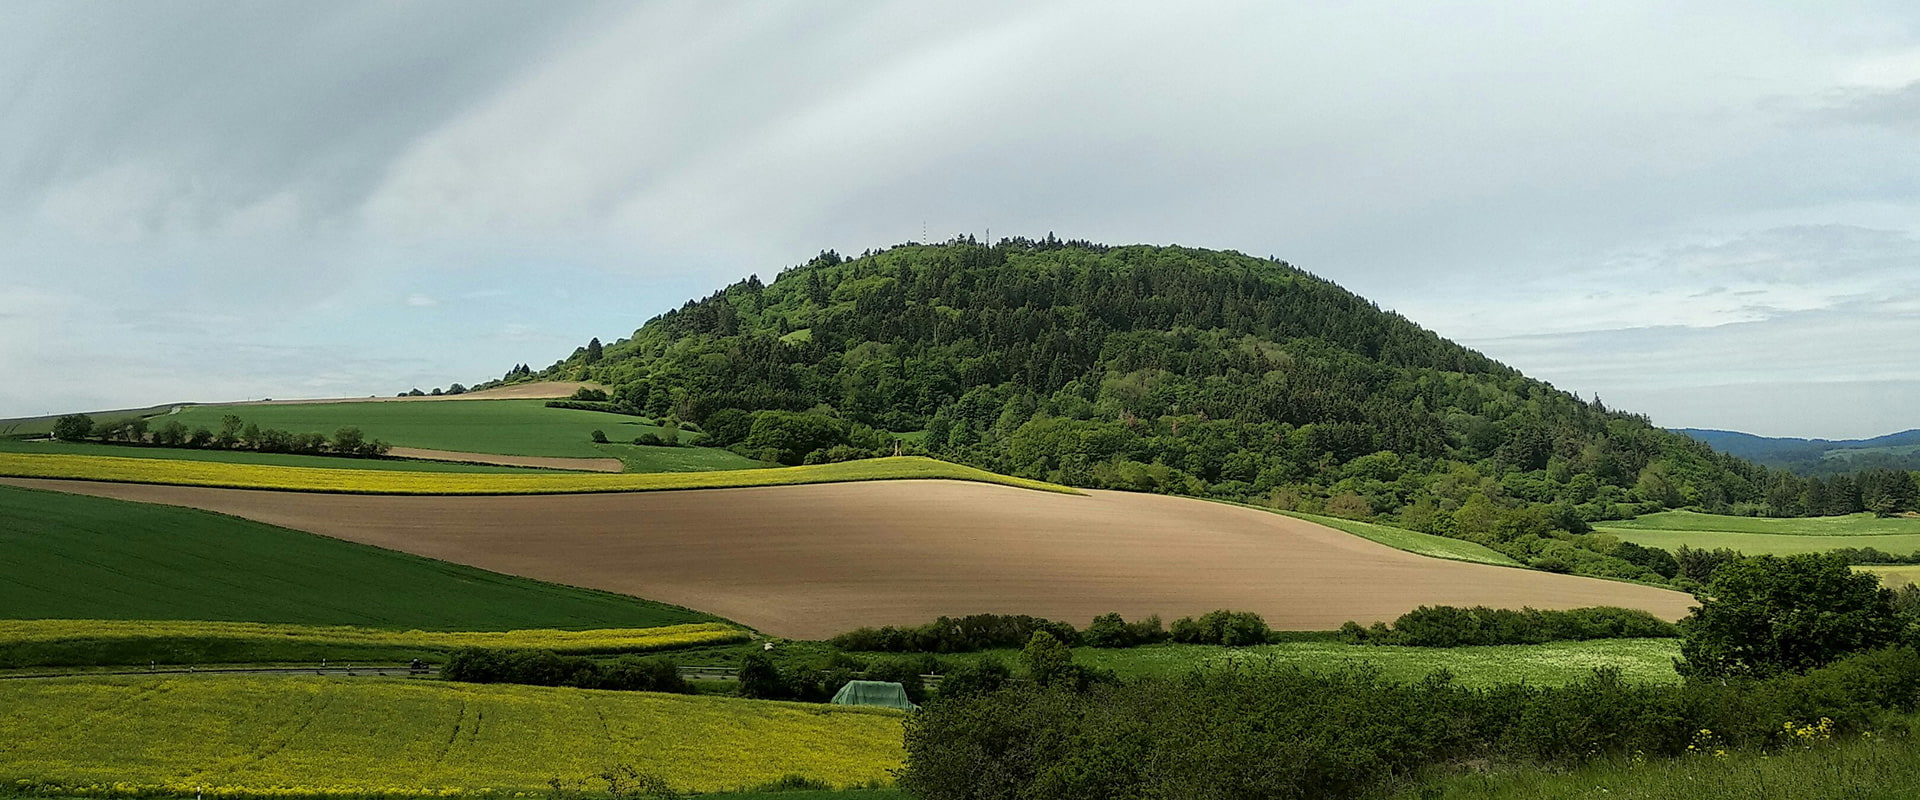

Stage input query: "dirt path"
[
  {"left": 384, "top": 447, "right": 625, "bottom": 473},
  {"left": 3, "top": 478, "right": 1697, "bottom": 639}
]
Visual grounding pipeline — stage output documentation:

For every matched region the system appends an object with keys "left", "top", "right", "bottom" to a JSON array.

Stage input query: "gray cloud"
[{"left": 5, "top": 0, "right": 1920, "bottom": 439}]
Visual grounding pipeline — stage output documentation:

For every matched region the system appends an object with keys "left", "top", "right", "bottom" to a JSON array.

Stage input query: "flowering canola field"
[
  {"left": 0, "top": 676, "right": 906, "bottom": 797},
  {"left": 0, "top": 453, "right": 1072, "bottom": 495},
  {"left": 0, "top": 620, "right": 747, "bottom": 655}
]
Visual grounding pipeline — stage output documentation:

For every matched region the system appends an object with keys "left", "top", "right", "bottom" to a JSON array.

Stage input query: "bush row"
[
  {"left": 441, "top": 648, "right": 690, "bottom": 694},
  {"left": 833, "top": 609, "right": 1273, "bottom": 653},
  {"left": 1340, "top": 605, "right": 1679, "bottom": 647},
  {"left": 738, "top": 651, "right": 945, "bottom": 704},
  {"left": 900, "top": 645, "right": 1920, "bottom": 800},
  {"left": 53, "top": 414, "right": 390, "bottom": 458}
]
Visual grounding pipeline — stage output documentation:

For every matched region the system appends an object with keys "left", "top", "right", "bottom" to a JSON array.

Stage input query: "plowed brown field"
[{"left": 2, "top": 478, "right": 1696, "bottom": 638}]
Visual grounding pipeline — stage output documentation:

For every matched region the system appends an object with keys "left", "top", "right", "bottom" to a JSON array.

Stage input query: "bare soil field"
[
  {"left": 383, "top": 447, "right": 625, "bottom": 472},
  {"left": 1, "top": 478, "right": 1695, "bottom": 638}
]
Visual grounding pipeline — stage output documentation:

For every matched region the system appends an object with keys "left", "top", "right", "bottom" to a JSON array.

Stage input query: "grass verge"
[
  {"left": 1263, "top": 507, "right": 1521, "bottom": 566},
  {"left": 0, "top": 454, "right": 1076, "bottom": 495}
]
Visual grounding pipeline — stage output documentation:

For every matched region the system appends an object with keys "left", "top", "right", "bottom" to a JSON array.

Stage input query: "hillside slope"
[
  {"left": 3, "top": 478, "right": 1695, "bottom": 638},
  {"left": 517, "top": 240, "right": 1781, "bottom": 583}
]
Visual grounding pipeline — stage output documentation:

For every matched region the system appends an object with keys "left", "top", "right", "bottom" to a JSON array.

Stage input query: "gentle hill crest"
[{"left": 498, "top": 239, "right": 1785, "bottom": 584}]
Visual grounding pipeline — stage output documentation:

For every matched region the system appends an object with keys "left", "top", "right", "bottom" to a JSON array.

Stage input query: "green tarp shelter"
[{"left": 831, "top": 680, "right": 918, "bottom": 711}]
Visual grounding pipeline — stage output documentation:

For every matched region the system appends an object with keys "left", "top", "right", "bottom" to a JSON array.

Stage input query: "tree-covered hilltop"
[{"left": 504, "top": 238, "right": 1787, "bottom": 583}]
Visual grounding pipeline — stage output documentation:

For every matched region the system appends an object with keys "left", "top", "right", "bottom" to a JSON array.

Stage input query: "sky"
[{"left": 4, "top": 1, "right": 1919, "bottom": 438}]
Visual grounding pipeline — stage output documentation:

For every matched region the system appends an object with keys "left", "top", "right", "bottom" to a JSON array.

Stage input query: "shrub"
[
  {"left": 1679, "top": 553, "right": 1905, "bottom": 678},
  {"left": 442, "top": 648, "right": 690, "bottom": 693},
  {"left": 591, "top": 429, "right": 609, "bottom": 444},
  {"left": 51, "top": 414, "right": 93, "bottom": 442},
  {"left": 1168, "top": 610, "right": 1270, "bottom": 646},
  {"left": 831, "top": 613, "right": 1080, "bottom": 653},
  {"left": 899, "top": 645, "right": 1920, "bottom": 800},
  {"left": 1346, "top": 605, "right": 1679, "bottom": 647}
]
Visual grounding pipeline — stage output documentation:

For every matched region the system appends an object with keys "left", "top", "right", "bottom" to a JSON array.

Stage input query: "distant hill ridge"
[
  {"left": 490, "top": 238, "right": 1794, "bottom": 584},
  {"left": 1676, "top": 428, "right": 1920, "bottom": 476}
]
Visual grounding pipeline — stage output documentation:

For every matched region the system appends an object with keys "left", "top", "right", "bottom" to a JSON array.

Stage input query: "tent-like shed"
[{"left": 830, "top": 680, "right": 918, "bottom": 711}]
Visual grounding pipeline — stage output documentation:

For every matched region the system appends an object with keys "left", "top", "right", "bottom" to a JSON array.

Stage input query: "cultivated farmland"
[
  {"left": 1596, "top": 510, "right": 1920, "bottom": 556},
  {"left": 0, "top": 453, "right": 1071, "bottom": 494},
  {"left": 7, "top": 477, "right": 1697, "bottom": 639},
  {"left": 0, "top": 676, "right": 905, "bottom": 796},
  {"left": 150, "top": 397, "right": 759, "bottom": 466},
  {"left": 0, "top": 484, "right": 714, "bottom": 630}
]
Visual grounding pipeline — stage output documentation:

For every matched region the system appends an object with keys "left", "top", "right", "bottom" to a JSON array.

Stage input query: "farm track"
[{"left": 5, "top": 478, "right": 1696, "bottom": 638}]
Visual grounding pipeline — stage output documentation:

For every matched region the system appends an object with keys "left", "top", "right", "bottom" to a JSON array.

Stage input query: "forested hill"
[
  {"left": 503, "top": 239, "right": 1782, "bottom": 583},
  {"left": 1678, "top": 428, "right": 1920, "bottom": 476}
]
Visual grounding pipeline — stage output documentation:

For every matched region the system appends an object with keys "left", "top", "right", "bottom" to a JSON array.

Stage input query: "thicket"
[
  {"left": 899, "top": 646, "right": 1920, "bottom": 800},
  {"left": 1340, "top": 605, "right": 1678, "bottom": 647},
  {"left": 831, "top": 610, "right": 1271, "bottom": 653},
  {"left": 830, "top": 613, "right": 1081, "bottom": 653},
  {"left": 441, "top": 648, "right": 691, "bottom": 694},
  {"left": 520, "top": 240, "right": 1818, "bottom": 585}
]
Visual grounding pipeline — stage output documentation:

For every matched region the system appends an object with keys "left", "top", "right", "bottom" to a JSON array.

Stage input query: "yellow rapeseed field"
[
  {"left": 0, "top": 676, "right": 906, "bottom": 796},
  {"left": 0, "top": 620, "right": 748, "bottom": 654},
  {"left": 0, "top": 453, "right": 1074, "bottom": 496}
]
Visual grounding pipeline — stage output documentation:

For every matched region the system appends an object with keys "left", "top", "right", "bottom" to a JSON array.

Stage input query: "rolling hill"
[
  {"left": 501, "top": 239, "right": 1787, "bottom": 583},
  {"left": 1677, "top": 427, "right": 1920, "bottom": 475}
]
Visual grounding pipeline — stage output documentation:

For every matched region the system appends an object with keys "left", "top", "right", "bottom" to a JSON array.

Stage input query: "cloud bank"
[{"left": 4, "top": 0, "right": 1920, "bottom": 437}]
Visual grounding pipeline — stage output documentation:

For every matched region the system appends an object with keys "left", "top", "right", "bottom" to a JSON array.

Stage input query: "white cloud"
[{"left": 405, "top": 294, "right": 439, "bottom": 308}]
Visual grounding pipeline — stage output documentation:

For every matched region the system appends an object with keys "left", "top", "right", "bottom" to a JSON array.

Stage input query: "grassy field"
[
  {"left": 0, "top": 453, "right": 1076, "bottom": 495},
  {"left": 1596, "top": 510, "right": 1920, "bottom": 557},
  {"left": 1400, "top": 726, "right": 1920, "bottom": 799},
  {"left": 1603, "top": 510, "right": 1920, "bottom": 536},
  {"left": 939, "top": 638, "right": 1684, "bottom": 687},
  {"left": 0, "top": 438, "right": 554, "bottom": 473},
  {"left": 0, "top": 484, "right": 715, "bottom": 632},
  {"left": 1268, "top": 508, "right": 1522, "bottom": 566},
  {"left": 0, "top": 676, "right": 905, "bottom": 796},
  {"left": 1860, "top": 564, "right": 1920, "bottom": 587},
  {"left": 149, "top": 398, "right": 764, "bottom": 464},
  {"left": 0, "top": 620, "right": 746, "bottom": 669}
]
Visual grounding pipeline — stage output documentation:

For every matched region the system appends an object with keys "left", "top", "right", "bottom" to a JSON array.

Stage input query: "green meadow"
[
  {"left": 941, "top": 637, "right": 1684, "bottom": 687},
  {"left": 0, "top": 484, "right": 712, "bottom": 632},
  {"left": 153, "top": 399, "right": 763, "bottom": 468},
  {"left": 1597, "top": 509, "right": 1920, "bottom": 557}
]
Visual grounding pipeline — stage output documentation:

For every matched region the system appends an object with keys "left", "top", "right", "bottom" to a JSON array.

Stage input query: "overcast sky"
[{"left": 5, "top": 1, "right": 1919, "bottom": 438}]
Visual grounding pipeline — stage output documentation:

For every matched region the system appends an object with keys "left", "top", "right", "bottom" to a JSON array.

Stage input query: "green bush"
[
  {"left": 1169, "top": 609, "right": 1271, "bottom": 646},
  {"left": 442, "top": 648, "right": 689, "bottom": 693},
  {"left": 831, "top": 613, "right": 1080, "bottom": 653},
  {"left": 900, "top": 645, "right": 1920, "bottom": 800},
  {"left": 1346, "top": 605, "right": 1679, "bottom": 647}
]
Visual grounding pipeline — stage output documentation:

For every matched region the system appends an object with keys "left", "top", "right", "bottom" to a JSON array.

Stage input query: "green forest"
[{"left": 495, "top": 239, "right": 1915, "bottom": 584}]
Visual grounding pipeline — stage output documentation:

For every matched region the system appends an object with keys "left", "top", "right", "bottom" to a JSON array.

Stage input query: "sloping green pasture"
[
  {"left": 0, "top": 484, "right": 713, "bottom": 631},
  {"left": 153, "top": 398, "right": 762, "bottom": 469},
  {"left": 1597, "top": 510, "right": 1920, "bottom": 557}
]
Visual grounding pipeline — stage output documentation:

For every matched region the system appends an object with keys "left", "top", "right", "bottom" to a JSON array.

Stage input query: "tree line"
[{"left": 51, "top": 413, "right": 390, "bottom": 458}]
